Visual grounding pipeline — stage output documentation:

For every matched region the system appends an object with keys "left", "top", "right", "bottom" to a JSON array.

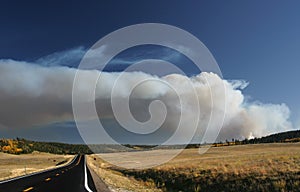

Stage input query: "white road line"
[
  {"left": 84, "top": 155, "right": 93, "bottom": 192},
  {"left": 0, "top": 154, "right": 78, "bottom": 184}
]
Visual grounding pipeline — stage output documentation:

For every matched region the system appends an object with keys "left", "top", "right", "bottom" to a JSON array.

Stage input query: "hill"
[
  {"left": 0, "top": 138, "right": 92, "bottom": 155},
  {"left": 1, "top": 130, "right": 299, "bottom": 155},
  {"left": 245, "top": 129, "right": 300, "bottom": 144}
]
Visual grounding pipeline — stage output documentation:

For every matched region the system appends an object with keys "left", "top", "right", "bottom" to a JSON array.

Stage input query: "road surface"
[{"left": 0, "top": 154, "right": 97, "bottom": 192}]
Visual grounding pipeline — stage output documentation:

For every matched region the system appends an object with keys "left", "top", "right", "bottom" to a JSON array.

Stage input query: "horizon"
[{"left": 2, "top": 128, "right": 299, "bottom": 145}]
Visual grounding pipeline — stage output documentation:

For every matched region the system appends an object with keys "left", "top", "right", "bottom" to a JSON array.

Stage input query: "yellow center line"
[
  {"left": 23, "top": 187, "right": 34, "bottom": 192},
  {"left": 45, "top": 177, "right": 51, "bottom": 182},
  {"left": 22, "top": 156, "right": 80, "bottom": 192}
]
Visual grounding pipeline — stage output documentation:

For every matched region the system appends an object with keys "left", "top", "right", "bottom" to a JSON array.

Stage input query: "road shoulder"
[{"left": 87, "top": 164, "right": 111, "bottom": 192}]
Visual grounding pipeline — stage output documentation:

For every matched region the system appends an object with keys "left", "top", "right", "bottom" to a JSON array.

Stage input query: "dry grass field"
[
  {"left": 0, "top": 152, "right": 73, "bottom": 181},
  {"left": 87, "top": 155, "right": 161, "bottom": 192},
  {"left": 88, "top": 143, "right": 300, "bottom": 192}
]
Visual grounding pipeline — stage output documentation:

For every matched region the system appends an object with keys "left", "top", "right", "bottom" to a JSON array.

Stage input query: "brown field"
[
  {"left": 88, "top": 143, "right": 300, "bottom": 192},
  {"left": 0, "top": 152, "right": 73, "bottom": 181},
  {"left": 87, "top": 154, "right": 161, "bottom": 192}
]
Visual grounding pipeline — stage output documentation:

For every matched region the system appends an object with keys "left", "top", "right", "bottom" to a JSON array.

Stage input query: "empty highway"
[{"left": 0, "top": 154, "right": 97, "bottom": 192}]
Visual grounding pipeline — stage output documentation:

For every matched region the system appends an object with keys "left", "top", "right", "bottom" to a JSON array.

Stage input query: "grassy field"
[
  {"left": 0, "top": 152, "right": 73, "bottom": 181},
  {"left": 87, "top": 155, "right": 161, "bottom": 192},
  {"left": 88, "top": 143, "right": 300, "bottom": 192}
]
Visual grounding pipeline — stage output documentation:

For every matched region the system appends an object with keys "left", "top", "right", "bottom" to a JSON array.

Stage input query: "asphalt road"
[{"left": 0, "top": 154, "right": 97, "bottom": 192}]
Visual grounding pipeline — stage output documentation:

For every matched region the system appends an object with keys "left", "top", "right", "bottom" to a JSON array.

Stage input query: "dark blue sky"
[{"left": 1, "top": 0, "right": 300, "bottom": 124}]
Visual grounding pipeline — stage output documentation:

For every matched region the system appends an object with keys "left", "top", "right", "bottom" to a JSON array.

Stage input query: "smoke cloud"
[{"left": 0, "top": 59, "right": 294, "bottom": 143}]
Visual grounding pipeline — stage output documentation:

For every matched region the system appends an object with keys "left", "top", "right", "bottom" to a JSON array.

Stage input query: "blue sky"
[{"left": 0, "top": 0, "right": 299, "bottom": 142}]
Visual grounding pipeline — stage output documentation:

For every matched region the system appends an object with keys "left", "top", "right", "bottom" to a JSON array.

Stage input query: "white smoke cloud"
[
  {"left": 0, "top": 59, "right": 295, "bottom": 143},
  {"left": 297, "top": 118, "right": 300, "bottom": 130}
]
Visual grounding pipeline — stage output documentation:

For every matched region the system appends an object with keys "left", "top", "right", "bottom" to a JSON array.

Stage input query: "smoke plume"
[{"left": 0, "top": 59, "right": 294, "bottom": 143}]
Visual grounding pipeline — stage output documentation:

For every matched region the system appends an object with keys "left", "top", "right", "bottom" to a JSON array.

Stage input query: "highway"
[{"left": 0, "top": 155, "right": 97, "bottom": 192}]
